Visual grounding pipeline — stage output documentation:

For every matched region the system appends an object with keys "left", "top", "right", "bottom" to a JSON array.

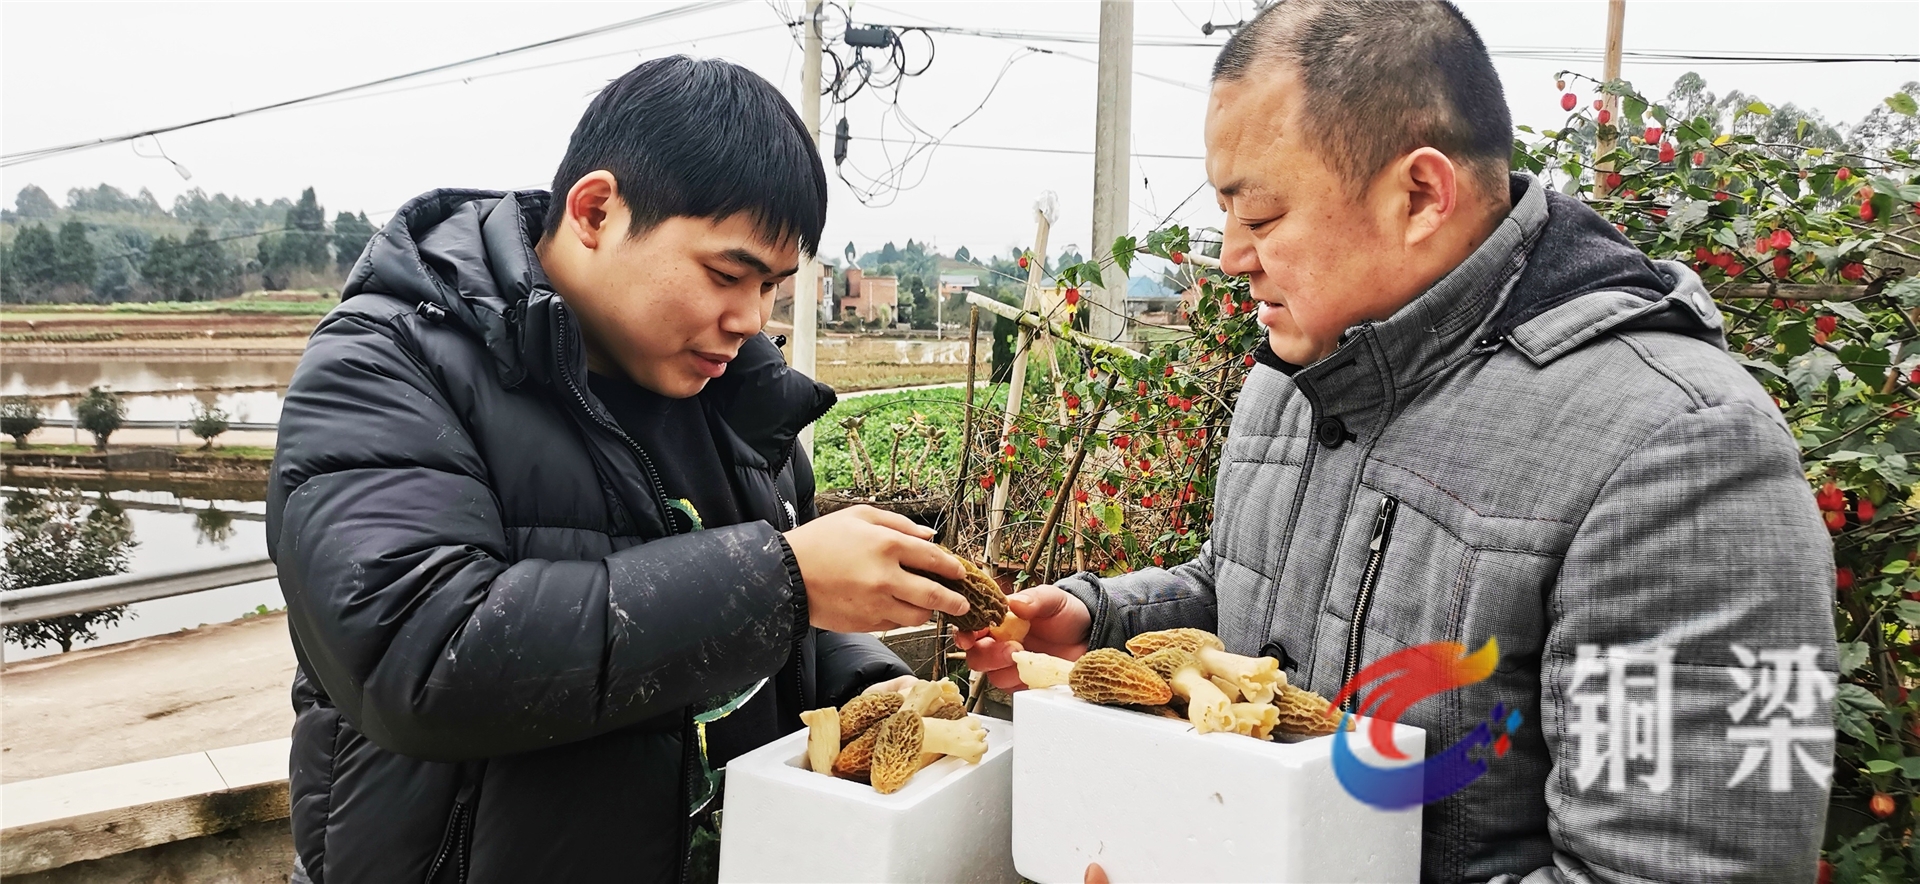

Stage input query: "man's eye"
[
  {"left": 711, "top": 269, "right": 739, "bottom": 286},
  {"left": 761, "top": 281, "right": 778, "bottom": 294}
]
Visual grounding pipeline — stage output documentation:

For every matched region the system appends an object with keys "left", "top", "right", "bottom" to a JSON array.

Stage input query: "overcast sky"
[{"left": 3, "top": 1, "right": 1915, "bottom": 264}]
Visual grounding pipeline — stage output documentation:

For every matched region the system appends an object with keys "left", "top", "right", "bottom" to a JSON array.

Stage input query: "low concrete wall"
[{"left": 8, "top": 819, "right": 291, "bottom": 884}]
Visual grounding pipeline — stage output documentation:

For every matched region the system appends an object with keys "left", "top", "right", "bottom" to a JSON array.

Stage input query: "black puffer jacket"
[{"left": 267, "top": 188, "right": 909, "bottom": 883}]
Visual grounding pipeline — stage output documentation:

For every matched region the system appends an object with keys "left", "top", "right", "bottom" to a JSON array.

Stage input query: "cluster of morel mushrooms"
[{"left": 798, "top": 558, "right": 1343, "bottom": 795}]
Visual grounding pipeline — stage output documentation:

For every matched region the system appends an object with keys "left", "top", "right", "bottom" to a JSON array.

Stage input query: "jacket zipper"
[
  {"left": 1339, "top": 495, "right": 1398, "bottom": 712},
  {"left": 554, "top": 306, "right": 679, "bottom": 535},
  {"left": 424, "top": 798, "right": 473, "bottom": 884}
]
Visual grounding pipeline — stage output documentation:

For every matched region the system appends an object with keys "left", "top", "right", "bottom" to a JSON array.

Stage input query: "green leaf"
[
  {"left": 1866, "top": 759, "right": 1899, "bottom": 774},
  {"left": 1101, "top": 502, "right": 1124, "bottom": 533},
  {"left": 1787, "top": 350, "right": 1841, "bottom": 398},
  {"left": 1899, "top": 599, "right": 1920, "bottom": 627},
  {"left": 1733, "top": 354, "right": 1787, "bottom": 379},
  {"left": 1110, "top": 235, "right": 1137, "bottom": 276},
  {"left": 1887, "top": 91, "right": 1919, "bottom": 116},
  {"left": 1839, "top": 641, "right": 1870, "bottom": 675},
  {"left": 1886, "top": 559, "right": 1911, "bottom": 575},
  {"left": 1836, "top": 682, "right": 1884, "bottom": 745},
  {"left": 1830, "top": 301, "right": 1871, "bottom": 325},
  {"left": 1901, "top": 757, "right": 1920, "bottom": 779},
  {"left": 1745, "top": 101, "right": 1773, "bottom": 117}
]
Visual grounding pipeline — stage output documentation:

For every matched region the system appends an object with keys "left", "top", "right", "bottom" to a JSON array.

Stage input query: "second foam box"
[{"left": 1007, "top": 629, "right": 1427, "bottom": 883}]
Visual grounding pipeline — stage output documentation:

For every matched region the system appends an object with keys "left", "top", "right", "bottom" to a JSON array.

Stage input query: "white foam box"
[
  {"left": 717, "top": 714, "right": 1016, "bottom": 883},
  {"left": 1012, "top": 687, "right": 1425, "bottom": 883}
]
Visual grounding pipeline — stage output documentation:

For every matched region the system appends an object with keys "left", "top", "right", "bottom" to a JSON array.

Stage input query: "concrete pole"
[
  {"left": 1089, "top": 0, "right": 1134, "bottom": 345},
  {"left": 1594, "top": 0, "right": 1626, "bottom": 197},
  {"left": 795, "top": 0, "right": 824, "bottom": 455}
]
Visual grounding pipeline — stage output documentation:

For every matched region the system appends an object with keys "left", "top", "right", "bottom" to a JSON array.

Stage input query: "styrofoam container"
[
  {"left": 717, "top": 714, "right": 1015, "bottom": 883},
  {"left": 1012, "top": 687, "right": 1425, "bottom": 883}
]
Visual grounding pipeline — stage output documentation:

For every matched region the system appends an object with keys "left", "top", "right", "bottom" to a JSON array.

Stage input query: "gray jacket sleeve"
[
  {"left": 1057, "top": 540, "right": 1221, "bottom": 652},
  {"left": 1496, "top": 401, "right": 1835, "bottom": 884},
  {"left": 270, "top": 313, "right": 805, "bottom": 762}
]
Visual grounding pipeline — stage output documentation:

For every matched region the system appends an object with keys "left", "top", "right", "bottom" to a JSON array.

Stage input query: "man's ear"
[
  {"left": 1397, "top": 147, "right": 1459, "bottom": 248},
  {"left": 562, "top": 171, "right": 624, "bottom": 251}
]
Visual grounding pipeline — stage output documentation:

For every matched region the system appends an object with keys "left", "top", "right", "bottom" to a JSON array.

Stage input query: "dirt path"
[{"left": 0, "top": 613, "right": 296, "bottom": 783}]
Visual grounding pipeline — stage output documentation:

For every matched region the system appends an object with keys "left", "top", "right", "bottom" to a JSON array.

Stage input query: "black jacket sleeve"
[{"left": 269, "top": 310, "right": 802, "bottom": 762}]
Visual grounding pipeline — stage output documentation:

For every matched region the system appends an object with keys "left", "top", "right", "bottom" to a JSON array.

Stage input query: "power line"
[
  {"left": 859, "top": 20, "right": 1919, "bottom": 65},
  {"left": 1, "top": 0, "right": 739, "bottom": 168},
  {"left": 847, "top": 134, "right": 1202, "bottom": 161}
]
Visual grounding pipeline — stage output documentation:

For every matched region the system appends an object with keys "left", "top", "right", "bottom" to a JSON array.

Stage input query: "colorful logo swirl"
[{"left": 1327, "top": 638, "right": 1522, "bottom": 809}]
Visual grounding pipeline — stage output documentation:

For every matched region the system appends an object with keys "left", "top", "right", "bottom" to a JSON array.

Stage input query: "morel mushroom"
[
  {"left": 1197, "top": 647, "right": 1285, "bottom": 705},
  {"left": 838, "top": 691, "right": 904, "bottom": 745},
  {"left": 1143, "top": 647, "right": 1234, "bottom": 734},
  {"left": 987, "top": 612, "right": 1031, "bottom": 644},
  {"left": 1011, "top": 650, "right": 1075, "bottom": 689},
  {"left": 1229, "top": 702, "right": 1281, "bottom": 740},
  {"left": 1125, "top": 627, "right": 1222, "bottom": 658},
  {"left": 1068, "top": 648, "right": 1173, "bottom": 706},
  {"left": 1273, "top": 683, "right": 1344, "bottom": 737},
  {"left": 798, "top": 707, "right": 840, "bottom": 774},
  {"left": 1129, "top": 629, "right": 1284, "bottom": 704},
  {"left": 832, "top": 727, "right": 880, "bottom": 782},
  {"left": 936, "top": 557, "right": 1009, "bottom": 632},
  {"left": 870, "top": 711, "right": 924, "bottom": 794}
]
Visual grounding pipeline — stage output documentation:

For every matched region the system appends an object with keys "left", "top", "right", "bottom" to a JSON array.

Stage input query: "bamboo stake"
[{"left": 986, "top": 200, "right": 1055, "bottom": 564}]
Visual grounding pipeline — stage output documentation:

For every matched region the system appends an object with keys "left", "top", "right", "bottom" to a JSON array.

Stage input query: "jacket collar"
[
  {"left": 1284, "top": 173, "right": 1550, "bottom": 441},
  {"left": 1277, "top": 173, "right": 1723, "bottom": 443}
]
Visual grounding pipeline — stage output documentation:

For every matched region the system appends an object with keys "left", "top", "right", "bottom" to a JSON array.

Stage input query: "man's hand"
[
  {"left": 954, "top": 585, "right": 1092, "bottom": 691},
  {"left": 785, "top": 505, "right": 970, "bottom": 633}
]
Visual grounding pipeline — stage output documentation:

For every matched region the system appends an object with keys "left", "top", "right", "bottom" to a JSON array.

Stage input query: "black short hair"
[
  {"left": 544, "top": 56, "right": 828, "bottom": 256},
  {"left": 1213, "top": 0, "right": 1512, "bottom": 203}
]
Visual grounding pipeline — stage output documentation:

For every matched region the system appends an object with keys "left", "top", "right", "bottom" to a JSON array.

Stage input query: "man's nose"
[
  {"left": 721, "top": 295, "right": 765, "bottom": 336},
  {"left": 1220, "top": 221, "right": 1260, "bottom": 278}
]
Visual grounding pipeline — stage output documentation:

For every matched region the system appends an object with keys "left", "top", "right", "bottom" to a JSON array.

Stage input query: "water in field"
[
  {"left": 0, "top": 479, "right": 278, "bottom": 663},
  {"left": 2, "top": 358, "right": 296, "bottom": 424}
]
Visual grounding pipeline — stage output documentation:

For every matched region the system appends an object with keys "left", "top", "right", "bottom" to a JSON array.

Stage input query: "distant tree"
[
  {"left": 189, "top": 401, "right": 230, "bottom": 450},
  {"left": 953, "top": 245, "right": 972, "bottom": 264},
  {"left": 1, "top": 488, "right": 137, "bottom": 653},
  {"left": 878, "top": 241, "right": 902, "bottom": 265},
  {"left": 52, "top": 221, "right": 96, "bottom": 288},
  {"left": 75, "top": 386, "right": 125, "bottom": 451},
  {"left": 8, "top": 224, "right": 58, "bottom": 291},
  {"left": 142, "top": 234, "right": 188, "bottom": 300},
  {"left": 180, "top": 227, "right": 236, "bottom": 300},
  {"left": 146, "top": 226, "right": 235, "bottom": 301},
  {"left": 1, "top": 397, "right": 44, "bottom": 448},
  {"left": 331, "top": 210, "right": 376, "bottom": 273},
  {"left": 14, "top": 185, "right": 58, "bottom": 219}
]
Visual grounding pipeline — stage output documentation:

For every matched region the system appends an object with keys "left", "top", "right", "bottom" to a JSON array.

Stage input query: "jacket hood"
[{"left": 342, "top": 188, "right": 835, "bottom": 461}]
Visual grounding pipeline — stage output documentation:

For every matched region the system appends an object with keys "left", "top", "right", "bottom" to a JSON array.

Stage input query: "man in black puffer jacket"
[{"left": 268, "top": 57, "right": 971, "bottom": 883}]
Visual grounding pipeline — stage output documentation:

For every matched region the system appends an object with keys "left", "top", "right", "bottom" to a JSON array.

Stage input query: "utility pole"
[
  {"left": 795, "top": 0, "right": 824, "bottom": 456},
  {"left": 1089, "top": 0, "right": 1133, "bottom": 345},
  {"left": 1594, "top": 0, "right": 1626, "bottom": 197}
]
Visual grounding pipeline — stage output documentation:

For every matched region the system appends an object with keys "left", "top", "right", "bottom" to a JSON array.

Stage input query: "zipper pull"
[{"left": 1368, "top": 496, "right": 1397, "bottom": 551}]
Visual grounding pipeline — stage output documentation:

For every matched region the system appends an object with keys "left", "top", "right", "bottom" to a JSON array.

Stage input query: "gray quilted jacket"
[{"left": 1060, "top": 175, "right": 1836, "bottom": 883}]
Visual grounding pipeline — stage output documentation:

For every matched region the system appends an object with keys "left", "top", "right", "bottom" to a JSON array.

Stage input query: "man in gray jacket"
[{"left": 963, "top": 3, "right": 1835, "bottom": 882}]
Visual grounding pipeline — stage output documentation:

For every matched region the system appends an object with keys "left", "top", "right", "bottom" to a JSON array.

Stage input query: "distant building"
[{"left": 839, "top": 266, "right": 898, "bottom": 324}]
